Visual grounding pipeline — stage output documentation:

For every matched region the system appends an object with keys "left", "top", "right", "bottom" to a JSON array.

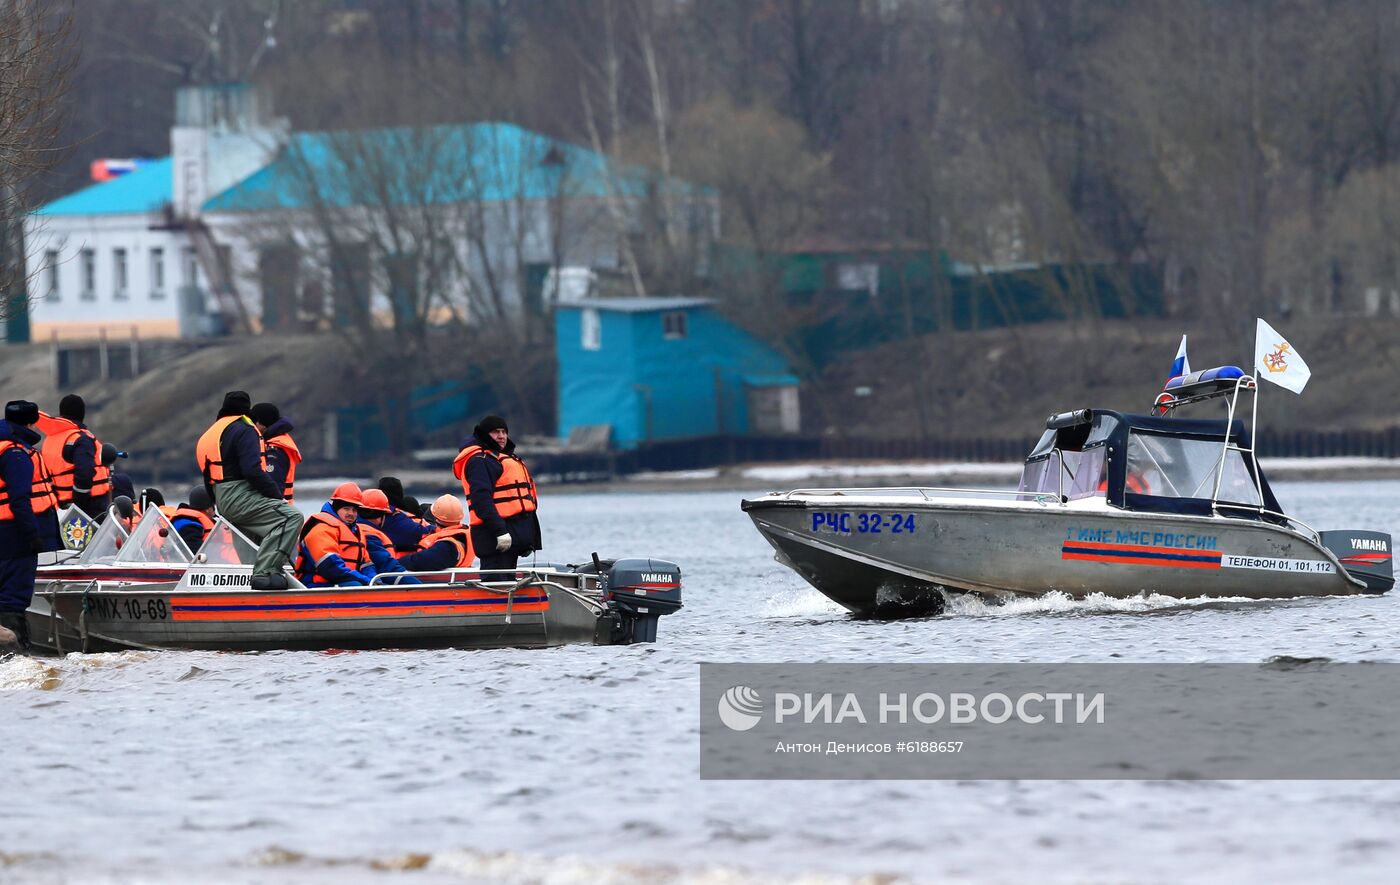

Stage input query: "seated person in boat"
[
  {"left": 296, "top": 483, "right": 379, "bottom": 587},
  {"left": 165, "top": 486, "right": 216, "bottom": 553},
  {"left": 375, "top": 476, "right": 430, "bottom": 553},
  {"left": 398, "top": 495, "right": 475, "bottom": 573},
  {"left": 355, "top": 488, "right": 418, "bottom": 584}
]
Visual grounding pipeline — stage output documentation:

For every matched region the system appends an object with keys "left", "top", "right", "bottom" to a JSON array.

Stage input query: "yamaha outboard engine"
[
  {"left": 576, "top": 556, "right": 683, "bottom": 644},
  {"left": 1320, "top": 531, "right": 1394, "bottom": 594}
]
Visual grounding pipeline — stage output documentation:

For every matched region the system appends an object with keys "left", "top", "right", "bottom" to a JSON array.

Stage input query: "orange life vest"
[
  {"left": 416, "top": 525, "right": 475, "bottom": 568},
  {"left": 453, "top": 445, "right": 537, "bottom": 526},
  {"left": 38, "top": 416, "right": 110, "bottom": 504},
  {"left": 359, "top": 522, "right": 395, "bottom": 552},
  {"left": 266, "top": 432, "right": 301, "bottom": 503},
  {"left": 165, "top": 504, "right": 214, "bottom": 535},
  {"left": 298, "top": 511, "right": 369, "bottom": 584},
  {"left": 0, "top": 440, "right": 59, "bottom": 521},
  {"left": 196, "top": 415, "right": 266, "bottom": 485}
]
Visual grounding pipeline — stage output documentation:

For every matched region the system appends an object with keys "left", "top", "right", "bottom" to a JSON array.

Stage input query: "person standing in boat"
[
  {"left": 36, "top": 394, "right": 112, "bottom": 519},
  {"left": 195, "top": 391, "right": 303, "bottom": 591},
  {"left": 453, "top": 415, "right": 540, "bottom": 572},
  {"left": 0, "top": 401, "right": 61, "bottom": 651},
  {"left": 252, "top": 403, "right": 301, "bottom": 505}
]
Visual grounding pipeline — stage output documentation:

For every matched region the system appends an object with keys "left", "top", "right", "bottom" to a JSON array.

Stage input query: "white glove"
[{"left": 495, "top": 533, "right": 512, "bottom": 552}]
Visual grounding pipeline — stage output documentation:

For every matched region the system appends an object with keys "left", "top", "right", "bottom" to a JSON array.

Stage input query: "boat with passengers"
[
  {"left": 743, "top": 360, "right": 1393, "bottom": 618},
  {"left": 24, "top": 505, "right": 681, "bottom": 653}
]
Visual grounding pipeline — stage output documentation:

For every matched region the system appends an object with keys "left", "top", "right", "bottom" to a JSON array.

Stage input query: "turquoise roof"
[
  {"left": 36, "top": 157, "right": 172, "bottom": 216},
  {"left": 33, "top": 122, "right": 703, "bottom": 218},
  {"left": 204, "top": 121, "right": 690, "bottom": 212}
]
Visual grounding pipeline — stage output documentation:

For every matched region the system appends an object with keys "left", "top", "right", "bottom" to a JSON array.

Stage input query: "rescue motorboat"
[
  {"left": 25, "top": 507, "right": 682, "bottom": 653},
  {"left": 742, "top": 366, "right": 1393, "bottom": 618}
]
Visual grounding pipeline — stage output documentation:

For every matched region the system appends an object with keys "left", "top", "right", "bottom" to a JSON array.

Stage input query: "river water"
[{"left": 3, "top": 480, "right": 1399, "bottom": 883}]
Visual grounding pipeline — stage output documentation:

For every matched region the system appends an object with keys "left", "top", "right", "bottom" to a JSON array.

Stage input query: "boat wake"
[
  {"left": 247, "top": 844, "right": 902, "bottom": 884},
  {"left": 943, "top": 590, "right": 1290, "bottom": 618},
  {"left": 0, "top": 650, "right": 152, "bottom": 691}
]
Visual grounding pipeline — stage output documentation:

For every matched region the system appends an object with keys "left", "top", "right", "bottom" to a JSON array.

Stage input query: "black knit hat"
[
  {"left": 4, "top": 400, "right": 38, "bottom": 426},
  {"left": 188, "top": 486, "right": 213, "bottom": 511},
  {"left": 59, "top": 394, "right": 85, "bottom": 422},
  {"left": 377, "top": 476, "right": 405, "bottom": 509},
  {"left": 249, "top": 402, "right": 280, "bottom": 426},
  {"left": 475, "top": 414, "right": 508, "bottom": 435},
  {"left": 218, "top": 390, "right": 252, "bottom": 418},
  {"left": 142, "top": 487, "right": 165, "bottom": 507}
]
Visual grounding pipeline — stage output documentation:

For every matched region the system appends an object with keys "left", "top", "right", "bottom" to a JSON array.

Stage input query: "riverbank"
[{"left": 291, "top": 455, "right": 1400, "bottom": 500}]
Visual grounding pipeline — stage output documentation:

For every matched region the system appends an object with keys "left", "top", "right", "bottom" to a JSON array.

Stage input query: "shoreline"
[{"left": 293, "top": 456, "right": 1400, "bottom": 497}]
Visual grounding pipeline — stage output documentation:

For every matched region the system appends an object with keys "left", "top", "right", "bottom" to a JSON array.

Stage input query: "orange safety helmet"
[
  {"left": 330, "top": 482, "right": 364, "bottom": 508},
  {"left": 360, "top": 488, "right": 390, "bottom": 514},
  {"left": 430, "top": 494, "right": 464, "bottom": 525}
]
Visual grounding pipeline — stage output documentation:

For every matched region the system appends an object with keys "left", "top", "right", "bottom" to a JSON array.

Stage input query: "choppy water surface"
[{"left": 4, "top": 480, "right": 1400, "bottom": 883}]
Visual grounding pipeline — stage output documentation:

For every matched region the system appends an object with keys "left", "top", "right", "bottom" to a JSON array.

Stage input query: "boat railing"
[
  {"left": 1212, "top": 502, "right": 1321, "bottom": 540},
  {"left": 778, "top": 486, "right": 1062, "bottom": 504},
  {"left": 364, "top": 568, "right": 608, "bottom": 615}
]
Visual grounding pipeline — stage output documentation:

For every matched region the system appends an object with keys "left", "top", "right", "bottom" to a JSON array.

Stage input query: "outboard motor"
[
  {"left": 576, "top": 556, "right": 683, "bottom": 644},
  {"left": 1320, "top": 531, "right": 1394, "bottom": 594}
]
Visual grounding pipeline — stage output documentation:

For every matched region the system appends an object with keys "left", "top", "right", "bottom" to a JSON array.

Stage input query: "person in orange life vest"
[
  {"left": 251, "top": 403, "right": 301, "bottom": 504},
  {"left": 375, "top": 476, "right": 429, "bottom": 553},
  {"left": 167, "top": 486, "right": 216, "bottom": 554},
  {"left": 399, "top": 495, "right": 475, "bottom": 572},
  {"left": 0, "top": 401, "right": 61, "bottom": 650},
  {"left": 454, "top": 415, "right": 541, "bottom": 572},
  {"left": 197, "top": 390, "right": 303, "bottom": 591},
  {"left": 297, "top": 483, "right": 377, "bottom": 587},
  {"left": 355, "top": 488, "right": 418, "bottom": 584},
  {"left": 36, "top": 394, "right": 111, "bottom": 519}
]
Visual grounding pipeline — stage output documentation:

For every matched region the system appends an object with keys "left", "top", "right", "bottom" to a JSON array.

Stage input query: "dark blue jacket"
[
  {"left": 211, "top": 418, "right": 280, "bottom": 499},
  {"left": 462, "top": 430, "right": 542, "bottom": 554},
  {"left": 398, "top": 530, "right": 467, "bottom": 572},
  {"left": 262, "top": 417, "right": 296, "bottom": 498},
  {"left": 0, "top": 420, "right": 61, "bottom": 556},
  {"left": 381, "top": 508, "right": 429, "bottom": 552}
]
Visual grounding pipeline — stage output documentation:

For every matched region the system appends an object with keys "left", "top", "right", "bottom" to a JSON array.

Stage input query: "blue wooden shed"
[{"left": 556, "top": 297, "right": 800, "bottom": 449}]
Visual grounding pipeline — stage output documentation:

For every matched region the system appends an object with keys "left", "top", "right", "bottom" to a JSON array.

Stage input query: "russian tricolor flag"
[{"left": 1166, "top": 334, "right": 1190, "bottom": 386}]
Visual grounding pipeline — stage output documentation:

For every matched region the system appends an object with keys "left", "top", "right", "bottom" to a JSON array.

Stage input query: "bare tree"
[{"left": 0, "top": 1, "right": 74, "bottom": 320}]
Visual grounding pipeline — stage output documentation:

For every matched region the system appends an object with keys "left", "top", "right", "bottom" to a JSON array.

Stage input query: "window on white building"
[
  {"left": 113, "top": 248, "right": 129, "bottom": 299},
  {"left": 80, "top": 249, "right": 95, "bottom": 300},
  {"left": 662, "top": 310, "right": 688, "bottom": 340},
  {"left": 581, "top": 308, "right": 601, "bottom": 351},
  {"left": 182, "top": 247, "right": 198, "bottom": 288},
  {"left": 150, "top": 248, "right": 165, "bottom": 298},
  {"left": 43, "top": 250, "right": 59, "bottom": 300}
]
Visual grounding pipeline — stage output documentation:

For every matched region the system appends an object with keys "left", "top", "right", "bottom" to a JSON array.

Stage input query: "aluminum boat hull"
[
  {"left": 743, "top": 495, "right": 1374, "bottom": 617},
  {"left": 25, "top": 568, "right": 630, "bottom": 654}
]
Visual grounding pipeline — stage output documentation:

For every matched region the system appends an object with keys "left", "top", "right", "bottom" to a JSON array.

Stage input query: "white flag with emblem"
[{"left": 1254, "top": 318, "right": 1311, "bottom": 394}]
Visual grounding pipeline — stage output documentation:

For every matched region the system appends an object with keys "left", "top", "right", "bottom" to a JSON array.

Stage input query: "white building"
[{"left": 26, "top": 84, "right": 717, "bottom": 340}]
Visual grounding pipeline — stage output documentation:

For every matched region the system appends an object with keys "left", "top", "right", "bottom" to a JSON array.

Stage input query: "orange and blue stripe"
[
  {"left": 170, "top": 587, "right": 549, "bottom": 621},
  {"left": 1062, "top": 540, "right": 1223, "bottom": 569}
]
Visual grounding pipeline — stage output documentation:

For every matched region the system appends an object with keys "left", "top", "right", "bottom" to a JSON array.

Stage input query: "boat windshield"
[
  {"left": 196, "top": 519, "right": 260, "bottom": 565},
  {"left": 115, "top": 508, "right": 193, "bottom": 564},
  {"left": 76, "top": 515, "right": 128, "bottom": 565},
  {"left": 1125, "top": 431, "right": 1263, "bottom": 506},
  {"left": 1018, "top": 447, "right": 1106, "bottom": 500}
]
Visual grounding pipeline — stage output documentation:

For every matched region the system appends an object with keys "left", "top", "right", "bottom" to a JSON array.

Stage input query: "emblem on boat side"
[{"left": 1263, "top": 341, "right": 1292, "bottom": 373}]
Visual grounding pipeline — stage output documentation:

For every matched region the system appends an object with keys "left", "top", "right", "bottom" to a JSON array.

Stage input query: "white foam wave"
[
  {"left": 429, "top": 849, "right": 901, "bottom": 884},
  {"left": 944, "top": 590, "right": 1272, "bottom": 617},
  {"left": 762, "top": 587, "right": 845, "bottom": 619},
  {"left": 1, "top": 651, "right": 153, "bottom": 691}
]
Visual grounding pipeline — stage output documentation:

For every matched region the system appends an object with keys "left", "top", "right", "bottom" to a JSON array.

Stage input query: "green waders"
[{"left": 212, "top": 480, "right": 303, "bottom": 577}]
